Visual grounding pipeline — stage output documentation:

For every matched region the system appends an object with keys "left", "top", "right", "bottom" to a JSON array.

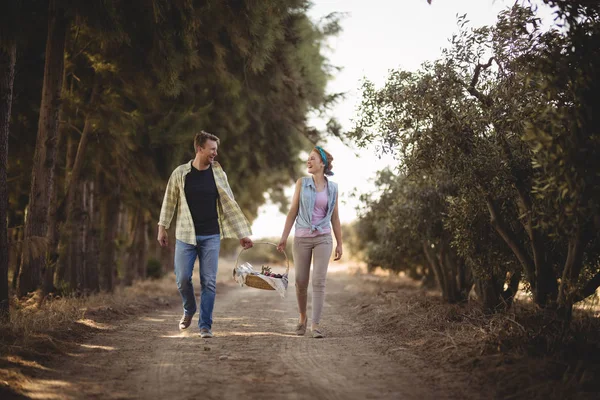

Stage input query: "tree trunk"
[
  {"left": 457, "top": 260, "right": 473, "bottom": 297},
  {"left": 475, "top": 269, "right": 521, "bottom": 312},
  {"left": 124, "top": 209, "right": 148, "bottom": 286},
  {"left": 55, "top": 131, "right": 77, "bottom": 285},
  {"left": 116, "top": 205, "right": 129, "bottom": 282},
  {"left": 61, "top": 81, "right": 98, "bottom": 223},
  {"left": 423, "top": 241, "right": 448, "bottom": 301},
  {"left": 132, "top": 211, "right": 149, "bottom": 282},
  {"left": 57, "top": 82, "right": 98, "bottom": 294},
  {"left": 68, "top": 178, "right": 85, "bottom": 294},
  {"left": 514, "top": 189, "right": 559, "bottom": 307},
  {"left": 138, "top": 216, "right": 149, "bottom": 280},
  {"left": 122, "top": 213, "right": 136, "bottom": 286},
  {"left": 99, "top": 175, "right": 120, "bottom": 292},
  {"left": 18, "top": 0, "right": 68, "bottom": 296},
  {"left": 41, "top": 161, "right": 60, "bottom": 297},
  {"left": 475, "top": 273, "right": 503, "bottom": 312},
  {"left": 84, "top": 180, "right": 100, "bottom": 293},
  {"left": 0, "top": 41, "right": 17, "bottom": 319},
  {"left": 441, "top": 246, "right": 461, "bottom": 303},
  {"left": 420, "top": 266, "right": 437, "bottom": 288},
  {"left": 155, "top": 226, "right": 174, "bottom": 278},
  {"left": 468, "top": 66, "right": 559, "bottom": 309},
  {"left": 558, "top": 228, "right": 585, "bottom": 308},
  {"left": 42, "top": 107, "right": 67, "bottom": 298},
  {"left": 55, "top": 175, "right": 88, "bottom": 296},
  {"left": 11, "top": 227, "right": 23, "bottom": 290}
]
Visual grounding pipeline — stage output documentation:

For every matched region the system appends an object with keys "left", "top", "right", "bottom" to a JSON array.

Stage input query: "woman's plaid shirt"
[{"left": 158, "top": 161, "right": 252, "bottom": 244}]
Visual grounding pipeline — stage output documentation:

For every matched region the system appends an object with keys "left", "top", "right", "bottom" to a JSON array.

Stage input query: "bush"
[{"left": 146, "top": 258, "right": 164, "bottom": 280}]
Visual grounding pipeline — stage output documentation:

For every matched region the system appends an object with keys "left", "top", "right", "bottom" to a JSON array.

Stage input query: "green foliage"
[
  {"left": 5, "top": 0, "right": 339, "bottom": 295},
  {"left": 146, "top": 258, "right": 163, "bottom": 280},
  {"left": 340, "top": 222, "right": 360, "bottom": 261},
  {"left": 350, "top": 3, "right": 600, "bottom": 313},
  {"left": 8, "top": 0, "right": 339, "bottom": 223}
]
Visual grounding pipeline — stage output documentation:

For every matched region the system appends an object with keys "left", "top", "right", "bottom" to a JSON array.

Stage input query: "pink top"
[{"left": 295, "top": 188, "right": 331, "bottom": 237}]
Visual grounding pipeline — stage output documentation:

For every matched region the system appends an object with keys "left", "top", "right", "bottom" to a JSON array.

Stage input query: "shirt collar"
[
  {"left": 184, "top": 160, "right": 219, "bottom": 174},
  {"left": 305, "top": 176, "right": 329, "bottom": 189}
]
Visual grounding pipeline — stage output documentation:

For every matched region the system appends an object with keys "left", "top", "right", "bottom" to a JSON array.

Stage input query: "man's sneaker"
[
  {"left": 200, "top": 328, "right": 213, "bottom": 338},
  {"left": 179, "top": 314, "right": 192, "bottom": 330}
]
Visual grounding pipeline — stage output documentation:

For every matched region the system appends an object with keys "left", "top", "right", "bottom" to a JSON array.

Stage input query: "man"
[{"left": 158, "top": 131, "right": 253, "bottom": 338}]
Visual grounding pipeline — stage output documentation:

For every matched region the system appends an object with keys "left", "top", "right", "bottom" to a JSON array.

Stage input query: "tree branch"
[
  {"left": 58, "top": 81, "right": 99, "bottom": 222},
  {"left": 467, "top": 57, "right": 495, "bottom": 108},
  {"left": 67, "top": 122, "right": 83, "bottom": 136},
  {"left": 559, "top": 227, "right": 585, "bottom": 306},
  {"left": 515, "top": 188, "right": 547, "bottom": 291},
  {"left": 423, "top": 240, "right": 447, "bottom": 299},
  {"left": 469, "top": 57, "right": 549, "bottom": 292},
  {"left": 486, "top": 196, "right": 536, "bottom": 286}
]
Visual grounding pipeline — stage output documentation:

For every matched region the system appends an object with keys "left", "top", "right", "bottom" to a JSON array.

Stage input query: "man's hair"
[{"left": 194, "top": 130, "right": 220, "bottom": 150}]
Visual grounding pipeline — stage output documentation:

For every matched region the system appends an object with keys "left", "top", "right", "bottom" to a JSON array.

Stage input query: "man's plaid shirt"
[{"left": 158, "top": 161, "right": 252, "bottom": 244}]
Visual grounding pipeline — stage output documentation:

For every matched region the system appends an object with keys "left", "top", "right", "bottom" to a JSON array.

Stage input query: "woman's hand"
[
  {"left": 277, "top": 238, "right": 287, "bottom": 253},
  {"left": 334, "top": 243, "right": 343, "bottom": 261}
]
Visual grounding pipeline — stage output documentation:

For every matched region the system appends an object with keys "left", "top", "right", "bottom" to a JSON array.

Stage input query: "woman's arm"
[
  {"left": 277, "top": 179, "right": 302, "bottom": 252},
  {"left": 331, "top": 194, "right": 343, "bottom": 260}
]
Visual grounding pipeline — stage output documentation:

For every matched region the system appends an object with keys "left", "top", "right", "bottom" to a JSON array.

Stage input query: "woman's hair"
[
  {"left": 314, "top": 146, "right": 334, "bottom": 176},
  {"left": 194, "top": 130, "right": 220, "bottom": 150}
]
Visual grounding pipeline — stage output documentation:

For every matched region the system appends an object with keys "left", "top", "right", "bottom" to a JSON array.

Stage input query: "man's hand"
[
  {"left": 240, "top": 237, "right": 253, "bottom": 249},
  {"left": 157, "top": 226, "right": 169, "bottom": 247}
]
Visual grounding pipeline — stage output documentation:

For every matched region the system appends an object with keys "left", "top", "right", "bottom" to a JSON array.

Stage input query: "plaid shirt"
[{"left": 158, "top": 161, "right": 252, "bottom": 244}]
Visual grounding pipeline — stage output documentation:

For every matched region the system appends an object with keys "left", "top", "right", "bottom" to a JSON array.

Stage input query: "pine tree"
[{"left": 0, "top": 12, "right": 18, "bottom": 320}]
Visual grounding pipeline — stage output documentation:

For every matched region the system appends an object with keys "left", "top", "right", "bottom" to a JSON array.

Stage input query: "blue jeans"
[{"left": 174, "top": 235, "right": 221, "bottom": 330}]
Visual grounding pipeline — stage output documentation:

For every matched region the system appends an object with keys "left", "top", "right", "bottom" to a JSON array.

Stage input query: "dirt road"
[{"left": 16, "top": 263, "right": 461, "bottom": 400}]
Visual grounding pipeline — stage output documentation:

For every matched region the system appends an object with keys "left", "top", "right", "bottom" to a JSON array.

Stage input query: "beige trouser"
[{"left": 292, "top": 234, "right": 333, "bottom": 325}]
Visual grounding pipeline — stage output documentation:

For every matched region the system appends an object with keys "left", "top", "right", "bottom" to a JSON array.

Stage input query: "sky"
[{"left": 251, "top": 0, "right": 552, "bottom": 238}]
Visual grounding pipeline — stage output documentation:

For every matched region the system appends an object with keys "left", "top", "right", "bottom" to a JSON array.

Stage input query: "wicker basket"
[{"left": 233, "top": 242, "right": 289, "bottom": 290}]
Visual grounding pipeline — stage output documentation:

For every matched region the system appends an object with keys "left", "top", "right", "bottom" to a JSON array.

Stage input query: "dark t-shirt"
[{"left": 184, "top": 163, "right": 220, "bottom": 235}]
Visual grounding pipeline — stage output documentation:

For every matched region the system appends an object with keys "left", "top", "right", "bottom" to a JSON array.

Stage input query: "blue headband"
[{"left": 315, "top": 146, "right": 334, "bottom": 176}]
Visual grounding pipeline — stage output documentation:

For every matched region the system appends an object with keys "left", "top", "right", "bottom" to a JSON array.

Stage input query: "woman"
[{"left": 277, "top": 146, "right": 343, "bottom": 338}]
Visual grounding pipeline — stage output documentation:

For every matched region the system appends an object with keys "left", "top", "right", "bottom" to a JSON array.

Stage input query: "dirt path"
[{"left": 17, "top": 264, "right": 466, "bottom": 400}]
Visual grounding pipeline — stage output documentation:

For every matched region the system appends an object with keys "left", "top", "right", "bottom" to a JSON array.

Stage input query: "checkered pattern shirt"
[{"left": 158, "top": 161, "right": 252, "bottom": 244}]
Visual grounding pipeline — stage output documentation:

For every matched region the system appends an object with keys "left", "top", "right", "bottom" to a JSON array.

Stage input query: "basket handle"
[{"left": 234, "top": 241, "right": 290, "bottom": 275}]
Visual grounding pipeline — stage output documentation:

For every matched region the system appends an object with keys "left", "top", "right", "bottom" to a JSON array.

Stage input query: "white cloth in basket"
[{"left": 234, "top": 262, "right": 288, "bottom": 298}]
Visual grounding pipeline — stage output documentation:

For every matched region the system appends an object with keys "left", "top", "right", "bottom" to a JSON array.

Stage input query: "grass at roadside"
[
  {"left": 2, "top": 261, "right": 598, "bottom": 400},
  {"left": 1, "top": 278, "right": 176, "bottom": 353},
  {"left": 0, "top": 276, "right": 178, "bottom": 398},
  {"left": 342, "top": 269, "right": 600, "bottom": 400}
]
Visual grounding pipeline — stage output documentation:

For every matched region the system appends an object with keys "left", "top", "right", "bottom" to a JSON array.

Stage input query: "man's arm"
[
  {"left": 213, "top": 163, "right": 252, "bottom": 247},
  {"left": 157, "top": 170, "right": 179, "bottom": 247}
]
